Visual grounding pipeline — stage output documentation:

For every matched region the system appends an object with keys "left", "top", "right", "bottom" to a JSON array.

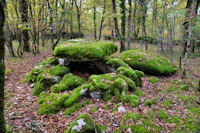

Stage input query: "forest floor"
[{"left": 4, "top": 42, "right": 200, "bottom": 132}]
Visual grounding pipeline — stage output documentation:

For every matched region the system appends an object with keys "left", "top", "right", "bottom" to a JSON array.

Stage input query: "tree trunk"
[
  {"left": 112, "top": 0, "right": 123, "bottom": 52},
  {"left": 127, "top": 0, "right": 132, "bottom": 49},
  {"left": 46, "top": 0, "right": 55, "bottom": 50},
  {"left": 0, "top": 2, "right": 5, "bottom": 132},
  {"left": 75, "top": 0, "right": 82, "bottom": 38},
  {"left": 132, "top": 0, "right": 138, "bottom": 39},
  {"left": 19, "top": 0, "right": 30, "bottom": 52},
  {"left": 182, "top": 0, "right": 195, "bottom": 78},
  {"left": 70, "top": 0, "right": 74, "bottom": 38},
  {"left": 98, "top": 0, "right": 106, "bottom": 40},
  {"left": 2, "top": 0, "right": 15, "bottom": 57},
  {"left": 120, "top": 0, "right": 126, "bottom": 51},
  {"left": 183, "top": 0, "right": 193, "bottom": 56},
  {"left": 93, "top": 0, "right": 97, "bottom": 39}
]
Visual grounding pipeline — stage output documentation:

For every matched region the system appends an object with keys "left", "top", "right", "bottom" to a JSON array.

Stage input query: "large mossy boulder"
[
  {"left": 54, "top": 41, "right": 118, "bottom": 61},
  {"left": 120, "top": 50, "right": 177, "bottom": 76},
  {"left": 64, "top": 113, "right": 95, "bottom": 133}
]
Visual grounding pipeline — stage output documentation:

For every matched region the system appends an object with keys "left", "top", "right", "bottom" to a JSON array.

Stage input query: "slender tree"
[
  {"left": 120, "top": 0, "right": 126, "bottom": 51},
  {"left": 93, "top": 0, "right": 97, "bottom": 39},
  {"left": 0, "top": 2, "right": 6, "bottom": 132},
  {"left": 182, "top": 0, "right": 195, "bottom": 78},
  {"left": 99, "top": 0, "right": 106, "bottom": 40},
  {"left": 19, "top": 0, "right": 30, "bottom": 52},
  {"left": 74, "top": 0, "right": 82, "bottom": 38},
  {"left": 46, "top": 0, "right": 54, "bottom": 50},
  {"left": 2, "top": 0, "right": 15, "bottom": 57},
  {"left": 127, "top": 0, "right": 132, "bottom": 49}
]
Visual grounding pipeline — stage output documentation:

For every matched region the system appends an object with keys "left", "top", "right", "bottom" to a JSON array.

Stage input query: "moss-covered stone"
[
  {"left": 64, "top": 113, "right": 95, "bottom": 133},
  {"left": 122, "top": 94, "right": 140, "bottom": 107},
  {"left": 37, "top": 56, "right": 58, "bottom": 67},
  {"left": 104, "top": 56, "right": 130, "bottom": 69},
  {"left": 54, "top": 41, "right": 118, "bottom": 61},
  {"left": 64, "top": 84, "right": 89, "bottom": 107},
  {"left": 49, "top": 64, "right": 70, "bottom": 76},
  {"left": 120, "top": 50, "right": 177, "bottom": 76},
  {"left": 116, "top": 66, "right": 144, "bottom": 87},
  {"left": 144, "top": 99, "right": 152, "bottom": 106},
  {"left": 64, "top": 103, "right": 81, "bottom": 115},
  {"left": 56, "top": 73, "right": 85, "bottom": 92},
  {"left": 33, "top": 83, "right": 45, "bottom": 96},
  {"left": 37, "top": 93, "right": 69, "bottom": 115},
  {"left": 36, "top": 71, "right": 61, "bottom": 85},
  {"left": 26, "top": 65, "right": 46, "bottom": 83},
  {"left": 134, "top": 88, "right": 144, "bottom": 96}
]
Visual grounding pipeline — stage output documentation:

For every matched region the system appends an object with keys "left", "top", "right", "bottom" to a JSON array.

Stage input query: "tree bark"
[
  {"left": 98, "top": 0, "right": 106, "bottom": 40},
  {"left": 182, "top": 0, "right": 195, "bottom": 78},
  {"left": 2, "top": 0, "right": 15, "bottom": 57},
  {"left": 0, "top": 2, "right": 5, "bottom": 132},
  {"left": 127, "top": 0, "right": 132, "bottom": 49},
  {"left": 46, "top": 0, "right": 55, "bottom": 50},
  {"left": 19, "top": 0, "right": 30, "bottom": 52},
  {"left": 74, "top": 0, "right": 82, "bottom": 38},
  {"left": 120, "top": 0, "right": 126, "bottom": 51},
  {"left": 132, "top": 0, "right": 138, "bottom": 39},
  {"left": 183, "top": 0, "right": 193, "bottom": 56},
  {"left": 70, "top": 0, "right": 74, "bottom": 38},
  {"left": 93, "top": 0, "right": 97, "bottom": 39},
  {"left": 112, "top": 0, "right": 123, "bottom": 52}
]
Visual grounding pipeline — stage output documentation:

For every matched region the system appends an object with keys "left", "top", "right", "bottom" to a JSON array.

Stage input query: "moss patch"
[
  {"left": 37, "top": 93, "right": 69, "bottom": 115},
  {"left": 55, "top": 73, "right": 85, "bottom": 92},
  {"left": 148, "top": 76, "right": 160, "bottom": 84},
  {"left": 64, "top": 113, "right": 95, "bottom": 133},
  {"left": 122, "top": 94, "right": 140, "bottom": 107},
  {"left": 54, "top": 41, "right": 118, "bottom": 61},
  {"left": 120, "top": 50, "right": 177, "bottom": 76}
]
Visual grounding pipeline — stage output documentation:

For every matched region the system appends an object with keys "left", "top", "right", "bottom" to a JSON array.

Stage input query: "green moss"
[
  {"left": 36, "top": 71, "right": 61, "bottom": 85},
  {"left": 49, "top": 65, "right": 69, "bottom": 76},
  {"left": 112, "top": 107, "right": 118, "bottom": 112},
  {"left": 50, "top": 84, "right": 59, "bottom": 93},
  {"left": 134, "top": 88, "right": 144, "bottom": 96},
  {"left": 90, "top": 106, "right": 98, "bottom": 112},
  {"left": 64, "top": 113, "right": 95, "bottom": 133},
  {"left": 64, "top": 103, "right": 81, "bottom": 115},
  {"left": 102, "top": 91, "right": 112, "bottom": 101},
  {"left": 64, "top": 84, "right": 89, "bottom": 107},
  {"left": 37, "top": 93, "right": 69, "bottom": 115},
  {"left": 37, "top": 56, "right": 58, "bottom": 66},
  {"left": 158, "top": 108, "right": 169, "bottom": 121},
  {"left": 57, "top": 73, "right": 85, "bottom": 92},
  {"left": 54, "top": 41, "right": 118, "bottom": 60},
  {"left": 148, "top": 77, "right": 160, "bottom": 84},
  {"left": 96, "top": 124, "right": 107, "bottom": 133},
  {"left": 144, "top": 99, "right": 152, "bottom": 106},
  {"left": 33, "top": 83, "right": 45, "bottom": 96},
  {"left": 116, "top": 66, "right": 137, "bottom": 81},
  {"left": 114, "top": 88, "right": 121, "bottom": 102},
  {"left": 26, "top": 65, "right": 46, "bottom": 83},
  {"left": 122, "top": 94, "right": 140, "bottom": 107},
  {"left": 161, "top": 101, "right": 172, "bottom": 108},
  {"left": 105, "top": 57, "right": 130, "bottom": 68},
  {"left": 123, "top": 112, "right": 141, "bottom": 121},
  {"left": 7, "top": 102, "right": 14, "bottom": 107},
  {"left": 120, "top": 50, "right": 177, "bottom": 76}
]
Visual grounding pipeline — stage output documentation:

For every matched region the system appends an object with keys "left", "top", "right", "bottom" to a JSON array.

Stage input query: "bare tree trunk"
[
  {"left": 74, "top": 0, "right": 82, "bottom": 38},
  {"left": 93, "top": 0, "right": 97, "bottom": 39},
  {"left": 2, "top": 0, "right": 15, "bottom": 57},
  {"left": 70, "top": 0, "right": 74, "bottom": 38},
  {"left": 99, "top": 0, "right": 106, "bottom": 40},
  {"left": 127, "top": 0, "right": 132, "bottom": 49},
  {"left": 182, "top": 0, "right": 195, "bottom": 78},
  {"left": 0, "top": 2, "right": 5, "bottom": 132},
  {"left": 46, "top": 0, "right": 55, "bottom": 50},
  {"left": 112, "top": 0, "right": 124, "bottom": 52},
  {"left": 19, "top": 0, "right": 30, "bottom": 52},
  {"left": 132, "top": 0, "right": 138, "bottom": 39},
  {"left": 120, "top": 0, "right": 126, "bottom": 51}
]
